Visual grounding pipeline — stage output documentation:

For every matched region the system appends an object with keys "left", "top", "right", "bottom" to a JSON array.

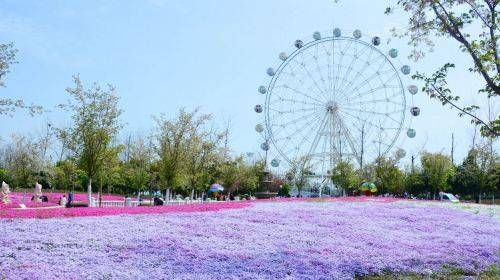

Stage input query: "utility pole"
[
  {"left": 411, "top": 155, "right": 415, "bottom": 173},
  {"left": 360, "top": 123, "right": 365, "bottom": 170},
  {"left": 338, "top": 129, "right": 342, "bottom": 162},
  {"left": 451, "top": 133, "right": 455, "bottom": 165}
]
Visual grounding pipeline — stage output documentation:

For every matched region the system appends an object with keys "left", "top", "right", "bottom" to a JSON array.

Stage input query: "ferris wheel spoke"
[
  {"left": 332, "top": 40, "right": 353, "bottom": 97},
  {"left": 330, "top": 36, "right": 336, "bottom": 96},
  {"left": 271, "top": 109, "right": 321, "bottom": 131},
  {"left": 347, "top": 54, "right": 386, "bottom": 89},
  {"left": 335, "top": 45, "right": 372, "bottom": 100},
  {"left": 320, "top": 41, "right": 334, "bottom": 95},
  {"left": 338, "top": 55, "right": 389, "bottom": 99},
  {"left": 280, "top": 111, "right": 325, "bottom": 157},
  {"left": 290, "top": 59, "right": 329, "bottom": 100},
  {"left": 273, "top": 112, "right": 323, "bottom": 145},
  {"left": 281, "top": 71, "right": 299, "bottom": 78},
  {"left": 268, "top": 106, "right": 318, "bottom": 116},
  {"left": 344, "top": 93, "right": 404, "bottom": 107},
  {"left": 340, "top": 106, "right": 404, "bottom": 118},
  {"left": 384, "top": 113, "right": 404, "bottom": 125},
  {"left": 281, "top": 85, "right": 326, "bottom": 104},
  {"left": 345, "top": 68, "right": 396, "bottom": 98},
  {"left": 313, "top": 44, "right": 330, "bottom": 94},
  {"left": 337, "top": 109, "right": 389, "bottom": 131},
  {"left": 348, "top": 85, "right": 400, "bottom": 105},
  {"left": 336, "top": 45, "right": 376, "bottom": 100},
  {"left": 346, "top": 84, "right": 398, "bottom": 103},
  {"left": 276, "top": 96, "right": 323, "bottom": 107}
]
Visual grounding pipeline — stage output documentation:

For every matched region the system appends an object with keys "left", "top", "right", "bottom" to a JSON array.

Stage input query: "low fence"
[{"left": 94, "top": 198, "right": 231, "bottom": 208}]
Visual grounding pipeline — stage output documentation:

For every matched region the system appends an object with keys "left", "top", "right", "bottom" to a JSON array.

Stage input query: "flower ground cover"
[
  {"left": 0, "top": 199, "right": 499, "bottom": 279},
  {"left": 0, "top": 192, "right": 125, "bottom": 209},
  {"left": 0, "top": 201, "right": 250, "bottom": 219}
]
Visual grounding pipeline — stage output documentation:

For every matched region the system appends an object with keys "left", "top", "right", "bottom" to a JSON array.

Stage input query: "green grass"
[{"left": 357, "top": 265, "right": 499, "bottom": 280}]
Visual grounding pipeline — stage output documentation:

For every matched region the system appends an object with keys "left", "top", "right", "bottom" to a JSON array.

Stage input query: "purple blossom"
[{"left": 0, "top": 201, "right": 498, "bottom": 279}]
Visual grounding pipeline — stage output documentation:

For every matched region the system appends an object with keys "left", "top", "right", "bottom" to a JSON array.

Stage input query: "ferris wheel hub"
[{"left": 326, "top": 101, "right": 339, "bottom": 113}]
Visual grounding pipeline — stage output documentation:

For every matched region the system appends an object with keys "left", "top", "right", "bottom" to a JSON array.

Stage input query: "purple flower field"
[{"left": 1, "top": 200, "right": 499, "bottom": 279}]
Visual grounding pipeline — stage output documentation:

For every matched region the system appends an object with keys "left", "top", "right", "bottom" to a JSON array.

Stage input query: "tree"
[
  {"left": 2, "top": 135, "right": 44, "bottom": 189},
  {"left": 420, "top": 152, "right": 454, "bottom": 199},
  {"left": 122, "top": 135, "right": 153, "bottom": 194},
  {"left": 385, "top": 0, "right": 499, "bottom": 137},
  {"left": 184, "top": 118, "right": 224, "bottom": 193},
  {"left": 59, "top": 76, "right": 122, "bottom": 202},
  {"left": 404, "top": 168, "right": 425, "bottom": 195},
  {"left": 219, "top": 157, "right": 263, "bottom": 195},
  {"left": 486, "top": 160, "right": 499, "bottom": 196},
  {"left": 330, "top": 160, "right": 361, "bottom": 194},
  {"left": 0, "top": 42, "right": 42, "bottom": 116},
  {"left": 96, "top": 145, "right": 123, "bottom": 204},
  {"left": 452, "top": 146, "right": 497, "bottom": 202},
  {"left": 287, "top": 156, "right": 314, "bottom": 196},
  {"left": 52, "top": 160, "right": 78, "bottom": 191},
  {"left": 153, "top": 108, "right": 210, "bottom": 193},
  {"left": 370, "top": 157, "right": 405, "bottom": 195}
]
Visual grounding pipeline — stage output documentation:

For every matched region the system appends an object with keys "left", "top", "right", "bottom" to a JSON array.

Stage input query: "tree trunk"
[
  {"left": 98, "top": 178, "right": 103, "bottom": 208},
  {"left": 87, "top": 178, "right": 92, "bottom": 207}
]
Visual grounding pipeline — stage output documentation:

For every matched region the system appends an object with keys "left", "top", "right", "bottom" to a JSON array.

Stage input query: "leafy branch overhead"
[
  {"left": 385, "top": 0, "right": 499, "bottom": 137},
  {"left": 413, "top": 63, "right": 499, "bottom": 137},
  {"left": 0, "top": 42, "right": 42, "bottom": 116}
]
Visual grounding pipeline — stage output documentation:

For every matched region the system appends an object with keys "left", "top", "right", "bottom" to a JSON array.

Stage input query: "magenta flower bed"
[
  {"left": 0, "top": 200, "right": 498, "bottom": 279},
  {"left": 1, "top": 192, "right": 125, "bottom": 209},
  {"left": 0, "top": 201, "right": 250, "bottom": 219}
]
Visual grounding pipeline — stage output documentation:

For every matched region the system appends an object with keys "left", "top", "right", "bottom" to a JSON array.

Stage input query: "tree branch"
[
  {"left": 432, "top": 2, "right": 500, "bottom": 95},
  {"left": 430, "top": 84, "right": 498, "bottom": 137},
  {"left": 465, "top": 0, "right": 491, "bottom": 27},
  {"left": 486, "top": 0, "right": 500, "bottom": 74}
]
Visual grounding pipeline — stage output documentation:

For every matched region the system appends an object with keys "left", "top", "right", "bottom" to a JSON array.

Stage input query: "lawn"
[{"left": 0, "top": 199, "right": 498, "bottom": 279}]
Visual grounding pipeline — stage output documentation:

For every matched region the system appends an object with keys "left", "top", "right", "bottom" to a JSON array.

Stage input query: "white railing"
[
  {"left": 95, "top": 198, "right": 233, "bottom": 208},
  {"left": 98, "top": 200, "right": 125, "bottom": 207}
]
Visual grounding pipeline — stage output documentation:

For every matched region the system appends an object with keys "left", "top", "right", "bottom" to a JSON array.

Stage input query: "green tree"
[
  {"left": 184, "top": 117, "right": 224, "bottom": 193},
  {"left": 421, "top": 152, "right": 454, "bottom": 199},
  {"left": 59, "top": 76, "right": 122, "bottom": 202},
  {"left": 3, "top": 135, "right": 44, "bottom": 189},
  {"left": 153, "top": 108, "right": 210, "bottom": 193},
  {"left": 452, "top": 146, "right": 497, "bottom": 202},
  {"left": 219, "top": 157, "right": 263, "bottom": 195},
  {"left": 278, "top": 183, "right": 291, "bottom": 197},
  {"left": 404, "top": 169, "right": 425, "bottom": 196},
  {"left": 385, "top": 0, "right": 499, "bottom": 137},
  {"left": 0, "top": 169, "right": 11, "bottom": 185},
  {"left": 122, "top": 135, "right": 153, "bottom": 195},
  {"left": 96, "top": 145, "right": 123, "bottom": 203},
  {"left": 486, "top": 160, "right": 499, "bottom": 197},
  {"left": 373, "top": 157, "right": 405, "bottom": 195},
  {"left": 288, "top": 156, "right": 314, "bottom": 196},
  {"left": 52, "top": 160, "right": 78, "bottom": 191},
  {"left": 331, "top": 160, "right": 361, "bottom": 194}
]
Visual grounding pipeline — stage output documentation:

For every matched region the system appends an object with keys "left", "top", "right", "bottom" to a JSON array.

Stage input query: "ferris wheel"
[{"left": 254, "top": 28, "right": 420, "bottom": 176}]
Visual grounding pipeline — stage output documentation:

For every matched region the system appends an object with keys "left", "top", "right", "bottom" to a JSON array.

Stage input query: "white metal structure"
[{"left": 255, "top": 29, "right": 419, "bottom": 181}]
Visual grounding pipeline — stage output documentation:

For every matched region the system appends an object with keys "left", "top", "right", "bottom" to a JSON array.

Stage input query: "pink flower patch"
[{"left": 0, "top": 201, "right": 252, "bottom": 219}]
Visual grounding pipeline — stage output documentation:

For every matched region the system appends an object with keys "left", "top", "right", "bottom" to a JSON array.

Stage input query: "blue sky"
[{"left": 0, "top": 0, "right": 497, "bottom": 167}]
